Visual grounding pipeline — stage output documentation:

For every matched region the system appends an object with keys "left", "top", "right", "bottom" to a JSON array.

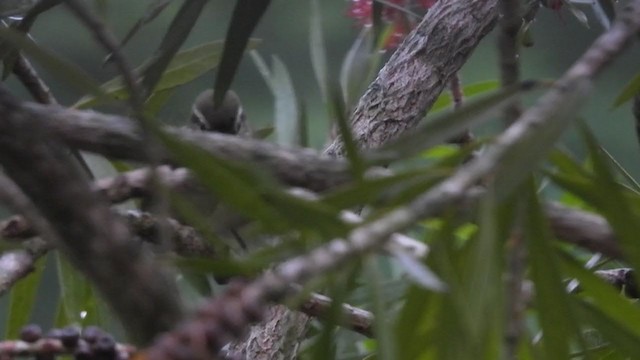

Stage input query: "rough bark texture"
[
  {"left": 224, "top": 305, "right": 311, "bottom": 360},
  {"left": 21, "top": 101, "right": 357, "bottom": 193},
  {"left": 324, "top": 0, "right": 499, "bottom": 157}
]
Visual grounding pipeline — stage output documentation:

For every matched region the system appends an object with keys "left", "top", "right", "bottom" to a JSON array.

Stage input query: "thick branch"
[
  {"left": 324, "top": 0, "right": 499, "bottom": 157},
  {"left": 19, "top": 102, "right": 359, "bottom": 192}
]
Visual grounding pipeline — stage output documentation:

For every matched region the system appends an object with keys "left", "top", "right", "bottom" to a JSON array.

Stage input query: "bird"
[
  {"left": 178, "top": 89, "right": 252, "bottom": 289},
  {"left": 186, "top": 89, "right": 251, "bottom": 250},
  {"left": 189, "top": 89, "right": 251, "bottom": 137},
  {"left": 142, "top": 90, "right": 250, "bottom": 249}
]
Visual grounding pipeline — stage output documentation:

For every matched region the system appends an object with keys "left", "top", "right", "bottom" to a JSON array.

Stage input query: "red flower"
[
  {"left": 346, "top": 0, "right": 438, "bottom": 49},
  {"left": 346, "top": 0, "right": 373, "bottom": 26}
]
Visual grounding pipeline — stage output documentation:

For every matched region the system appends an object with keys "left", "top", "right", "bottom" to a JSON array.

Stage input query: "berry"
[{"left": 19, "top": 324, "right": 42, "bottom": 343}]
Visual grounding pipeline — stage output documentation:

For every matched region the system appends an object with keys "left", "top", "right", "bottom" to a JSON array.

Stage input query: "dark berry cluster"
[
  {"left": 346, "top": 0, "right": 438, "bottom": 49},
  {"left": 14, "top": 324, "right": 128, "bottom": 360},
  {"left": 143, "top": 280, "right": 266, "bottom": 360}
]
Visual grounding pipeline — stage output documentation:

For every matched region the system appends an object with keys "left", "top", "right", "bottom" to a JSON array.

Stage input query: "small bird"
[
  {"left": 143, "top": 90, "right": 249, "bottom": 243},
  {"left": 189, "top": 89, "right": 250, "bottom": 137},
  {"left": 188, "top": 89, "right": 251, "bottom": 249},
  {"left": 182, "top": 90, "right": 251, "bottom": 288}
]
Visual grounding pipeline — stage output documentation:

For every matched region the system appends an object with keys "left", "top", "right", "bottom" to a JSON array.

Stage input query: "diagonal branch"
[{"left": 324, "top": 0, "right": 499, "bottom": 157}]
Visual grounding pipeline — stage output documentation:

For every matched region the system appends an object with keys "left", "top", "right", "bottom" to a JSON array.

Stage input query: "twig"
[
  {"left": 498, "top": 0, "right": 523, "bottom": 125},
  {"left": 11, "top": 53, "right": 94, "bottom": 177},
  {"left": 300, "top": 292, "right": 374, "bottom": 337},
  {"left": 497, "top": 0, "right": 527, "bottom": 357},
  {"left": 12, "top": 55, "right": 56, "bottom": 105},
  {"left": 0, "top": 173, "right": 53, "bottom": 296},
  {"left": 64, "top": 0, "right": 145, "bottom": 111},
  {"left": 446, "top": 74, "right": 475, "bottom": 145},
  {"left": 633, "top": 93, "right": 640, "bottom": 148}
]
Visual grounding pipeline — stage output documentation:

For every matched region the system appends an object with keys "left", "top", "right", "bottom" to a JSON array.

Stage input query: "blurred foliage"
[{"left": 0, "top": 1, "right": 639, "bottom": 359}]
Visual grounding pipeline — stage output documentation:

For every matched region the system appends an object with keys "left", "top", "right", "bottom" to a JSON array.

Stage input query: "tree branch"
[
  {"left": 324, "top": 0, "right": 499, "bottom": 157},
  {"left": 0, "top": 87, "right": 184, "bottom": 345}
]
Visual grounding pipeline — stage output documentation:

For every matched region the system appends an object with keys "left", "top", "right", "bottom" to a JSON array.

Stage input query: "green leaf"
[
  {"left": 309, "top": 0, "right": 328, "bottom": 101},
  {"left": 297, "top": 98, "right": 309, "bottom": 147},
  {"left": 143, "top": 88, "right": 175, "bottom": 117},
  {"left": 154, "top": 128, "right": 348, "bottom": 237},
  {"left": 490, "top": 77, "right": 590, "bottom": 195},
  {"left": 140, "top": 0, "right": 207, "bottom": 95},
  {"left": 213, "top": 0, "right": 271, "bottom": 106},
  {"left": 75, "top": 39, "right": 261, "bottom": 109},
  {"left": 462, "top": 187, "right": 504, "bottom": 350},
  {"left": 308, "top": 266, "right": 360, "bottom": 360},
  {"left": 322, "top": 168, "right": 444, "bottom": 210},
  {"left": 577, "top": 301, "right": 640, "bottom": 359},
  {"left": 56, "top": 253, "right": 99, "bottom": 326},
  {"left": 599, "top": 145, "right": 640, "bottom": 193},
  {"left": 562, "top": 254, "right": 640, "bottom": 344},
  {"left": 252, "top": 126, "right": 274, "bottom": 139},
  {"left": 0, "top": 0, "right": 62, "bottom": 78},
  {"left": 576, "top": 125, "right": 640, "bottom": 274},
  {"left": 431, "top": 80, "right": 500, "bottom": 112},
  {"left": 250, "top": 51, "right": 301, "bottom": 146},
  {"left": 391, "top": 250, "right": 446, "bottom": 291},
  {"left": 522, "top": 179, "right": 578, "bottom": 360},
  {"left": 370, "top": 80, "right": 543, "bottom": 164},
  {"left": 340, "top": 27, "right": 372, "bottom": 109},
  {"left": 566, "top": 1, "right": 590, "bottom": 28},
  {"left": 4, "top": 251, "right": 45, "bottom": 338},
  {"left": 366, "top": 256, "right": 396, "bottom": 360},
  {"left": 547, "top": 148, "right": 593, "bottom": 180},
  {"left": 612, "top": 71, "right": 640, "bottom": 108}
]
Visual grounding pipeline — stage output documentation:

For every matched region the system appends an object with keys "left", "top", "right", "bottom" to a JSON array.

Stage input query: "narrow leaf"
[
  {"left": 213, "top": 0, "right": 271, "bottom": 106},
  {"left": 103, "top": 0, "right": 174, "bottom": 65},
  {"left": 309, "top": 0, "right": 328, "bottom": 101},
  {"left": 56, "top": 254, "right": 95, "bottom": 325},
  {"left": 75, "top": 40, "right": 261, "bottom": 109},
  {"left": 371, "top": 81, "right": 543, "bottom": 164},
  {"left": 612, "top": 71, "right": 640, "bottom": 108},
  {"left": 391, "top": 249, "right": 446, "bottom": 291},
  {"left": 141, "top": 0, "right": 207, "bottom": 95},
  {"left": 272, "top": 57, "right": 300, "bottom": 146},
  {"left": 4, "top": 252, "right": 45, "bottom": 338},
  {"left": 366, "top": 256, "right": 396, "bottom": 360},
  {"left": 491, "top": 77, "right": 590, "bottom": 195},
  {"left": 523, "top": 179, "right": 578, "bottom": 360}
]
